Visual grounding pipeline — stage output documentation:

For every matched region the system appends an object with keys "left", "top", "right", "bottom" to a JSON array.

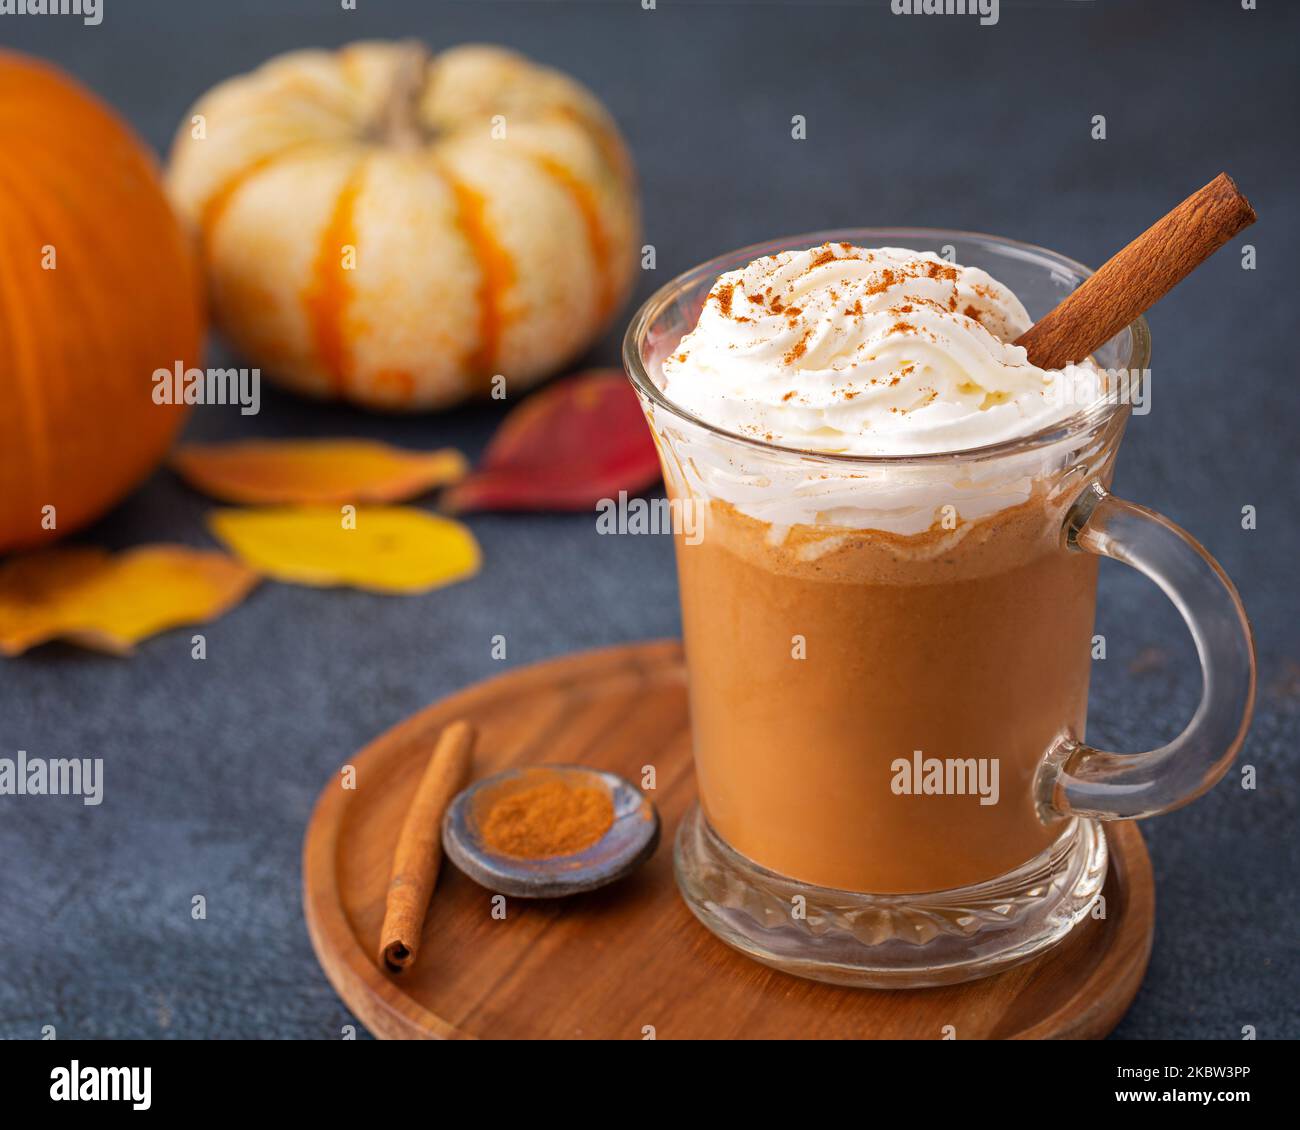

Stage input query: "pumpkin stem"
[{"left": 378, "top": 41, "right": 431, "bottom": 151}]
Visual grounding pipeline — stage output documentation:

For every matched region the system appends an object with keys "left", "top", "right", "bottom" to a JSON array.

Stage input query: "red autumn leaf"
[{"left": 443, "top": 370, "right": 661, "bottom": 513}]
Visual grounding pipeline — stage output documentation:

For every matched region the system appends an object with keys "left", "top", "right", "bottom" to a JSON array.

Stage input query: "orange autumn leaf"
[
  {"left": 207, "top": 506, "right": 481, "bottom": 595},
  {"left": 442, "top": 369, "right": 661, "bottom": 512},
  {"left": 171, "top": 439, "right": 468, "bottom": 504},
  {"left": 0, "top": 545, "right": 259, "bottom": 657}
]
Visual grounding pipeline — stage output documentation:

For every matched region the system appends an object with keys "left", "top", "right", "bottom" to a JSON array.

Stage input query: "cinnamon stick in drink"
[
  {"left": 378, "top": 720, "right": 476, "bottom": 973},
  {"left": 1014, "top": 172, "right": 1256, "bottom": 370}
]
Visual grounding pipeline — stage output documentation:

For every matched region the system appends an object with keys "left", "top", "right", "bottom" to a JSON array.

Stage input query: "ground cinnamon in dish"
[{"left": 477, "top": 771, "right": 614, "bottom": 858}]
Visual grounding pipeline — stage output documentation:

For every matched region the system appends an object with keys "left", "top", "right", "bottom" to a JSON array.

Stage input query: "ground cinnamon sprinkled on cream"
[
  {"left": 657, "top": 242, "right": 1105, "bottom": 460},
  {"left": 784, "top": 328, "right": 812, "bottom": 363},
  {"left": 863, "top": 268, "right": 896, "bottom": 296}
]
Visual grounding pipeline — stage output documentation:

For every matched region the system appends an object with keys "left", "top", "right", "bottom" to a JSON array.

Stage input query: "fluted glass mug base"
[{"left": 674, "top": 804, "right": 1107, "bottom": 989}]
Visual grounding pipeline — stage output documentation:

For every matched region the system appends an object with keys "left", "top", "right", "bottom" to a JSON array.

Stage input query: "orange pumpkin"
[
  {"left": 166, "top": 41, "right": 639, "bottom": 411},
  {"left": 0, "top": 52, "right": 204, "bottom": 553}
]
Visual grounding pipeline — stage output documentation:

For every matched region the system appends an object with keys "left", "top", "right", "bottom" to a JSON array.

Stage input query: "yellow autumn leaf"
[
  {"left": 207, "top": 506, "right": 481, "bottom": 595},
  {"left": 171, "top": 439, "right": 468, "bottom": 504},
  {"left": 0, "top": 545, "right": 259, "bottom": 657}
]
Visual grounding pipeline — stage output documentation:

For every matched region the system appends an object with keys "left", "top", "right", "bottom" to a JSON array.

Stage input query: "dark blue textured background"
[{"left": 0, "top": 0, "right": 1295, "bottom": 1040}]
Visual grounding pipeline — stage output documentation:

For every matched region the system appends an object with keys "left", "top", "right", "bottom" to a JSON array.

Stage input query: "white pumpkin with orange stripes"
[{"left": 167, "top": 41, "right": 639, "bottom": 410}]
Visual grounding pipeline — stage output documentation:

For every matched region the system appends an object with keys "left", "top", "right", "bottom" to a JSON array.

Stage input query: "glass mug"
[{"left": 624, "top": 229, "right": 1255, "bottom": 987}]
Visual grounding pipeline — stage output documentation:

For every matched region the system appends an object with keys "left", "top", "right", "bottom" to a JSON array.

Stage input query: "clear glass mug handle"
[{"left": 1037, "top": 483, "right": 1256, "bottom": 820}]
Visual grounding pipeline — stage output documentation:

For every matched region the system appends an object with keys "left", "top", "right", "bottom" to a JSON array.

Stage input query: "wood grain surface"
[{"left": 303, "top": 640, "right": 1154, "bottom": 1040}]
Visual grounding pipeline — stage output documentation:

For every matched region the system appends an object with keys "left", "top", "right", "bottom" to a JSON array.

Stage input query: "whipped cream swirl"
[{"left": 660, "top": 244, "right": 1103, "bottom": 456}]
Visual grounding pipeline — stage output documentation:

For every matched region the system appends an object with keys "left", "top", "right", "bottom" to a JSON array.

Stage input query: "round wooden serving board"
[{"left": 303, "top": 640, "right": 1154, "bottom": 1040}]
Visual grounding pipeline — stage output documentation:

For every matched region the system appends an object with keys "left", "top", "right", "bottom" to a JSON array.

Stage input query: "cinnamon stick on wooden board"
[
  {"left": 1014, "top": 172, "right": 1256, "bottom": 370},
  {"left": 378, "top": 720, "right": 476, "bottom": 973}
]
